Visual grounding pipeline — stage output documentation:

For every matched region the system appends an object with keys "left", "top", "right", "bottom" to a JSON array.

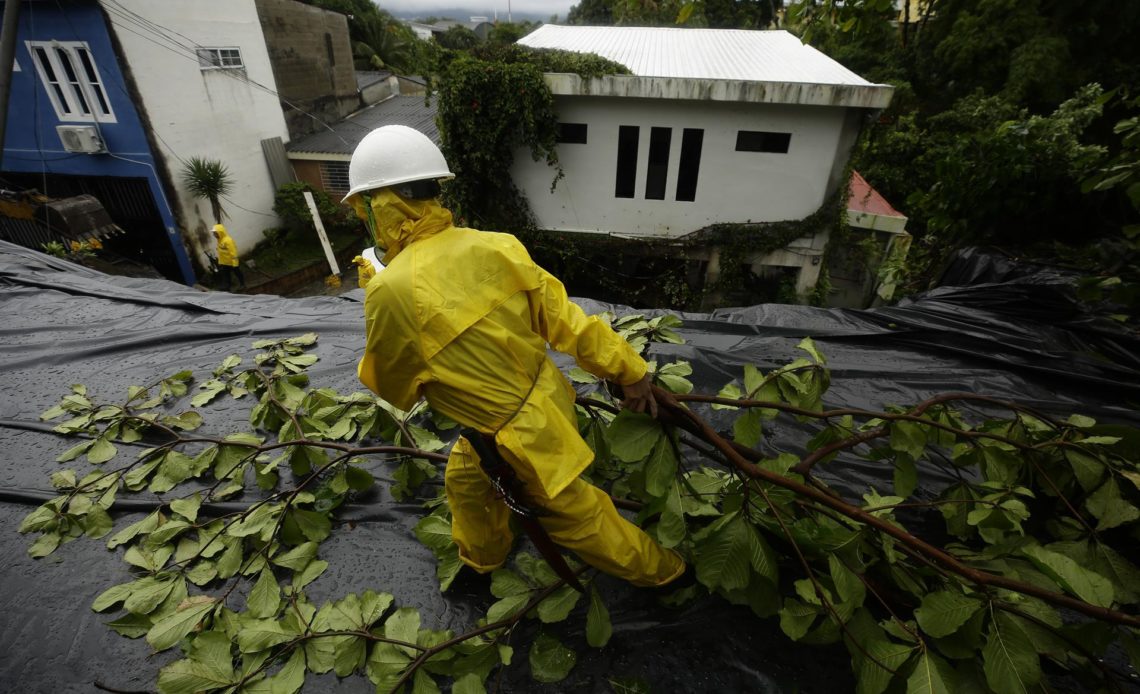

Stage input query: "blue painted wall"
[{"left": 2, "top": 0, "right": 195, "bottom": 284}]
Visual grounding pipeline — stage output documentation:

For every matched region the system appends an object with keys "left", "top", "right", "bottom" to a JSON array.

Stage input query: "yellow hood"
[{"left": 349, "top": 188, "right": 453, "bottom": 265}]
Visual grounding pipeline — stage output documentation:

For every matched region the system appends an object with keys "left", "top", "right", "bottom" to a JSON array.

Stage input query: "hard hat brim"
[{"left": 341, "top": 172, "right": 455, "bottom": 203}]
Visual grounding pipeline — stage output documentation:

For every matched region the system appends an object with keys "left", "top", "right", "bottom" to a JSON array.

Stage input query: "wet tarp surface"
[{"left": 2, "top": 240, "right": 1138, "bottom": 693}]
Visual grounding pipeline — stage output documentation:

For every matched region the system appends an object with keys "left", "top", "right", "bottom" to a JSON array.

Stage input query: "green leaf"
[
  {"left": 536, "top": 586, "right": 580, "bottom": 623},
  {"left": 123, "top": 576, "right": 179, "bottom": 615},
  {"left": 451, "top": 672, "right": 486, "bottom": 694},
  {"left": 385, "top": 607, "right": 421, "bottom": 657},
  {"left": 486, "top": 594, "right": 530, "bottom": 623},
  {"left": 293, "top": 559, "right": 328, "bottom": 589},
  {"left": 606, "top": 410, "right": 663, "bottom": 463},
  {"left": 644, "top": 437, "right": 677, "bottom": 496},
  {"left": 586, "top": 586, "right": 612, "bottom": 648},
  {"left": 843, "top": 609, "right": 913, "bottom": 694},
  {"left": 236, "top": 618, "right": 292, "bottom": 654},
  {"left": 1065, "top": 449, "right": 1105, "bottom": 492},
  {"left": 366, "top": 642, "right": 410, "bottom": 691},
  {"left": 1085, "top": 477, "right": 1140, "bottom": 530},
  {"left": 146, "top": 596, "right": 217, "bottom": 651},
  {"left": 981, "top": 613, "right": 1040, "bottom": 693},
  {"left": 491, "top": 569, "right": 531, "bottom": 598},
  {"left": 905, "top": 651, "right": 954, "bottom": 694},
  {"left": 84, "top": 506, "right": 114, "bottom": 539},
  {"left": 914, "top": 591, "right": 983, "bottom": 638},
  {"left": 171, "top": 493, "right": 202, "bottom": 523},
  {"left": 242, "top": 648, "right": 305, "bottom": 694},
  {"left": 732, "top": 409, "right": 763, "bottom": 448},
  {"left": 695, "top": 512, "right": 752, "bottom": 591},
  {"left": 797, "top": 337, "right": 826, "bottom": 364},
  {"left": 1079, "top": 435, "right": 1122, "bottom": 445},
  {"left": 105, "top": 612, "right": 154, "bottom": 639},
  {"left": 156, "top": 631, "right": 237, "bottom": 693},
  {"left": 893, "top": 456, "right": 917, "bottom": 498},
  {"left": 289, "top": 508, "right": 331, "bottom": 542},
  {"left": 828, "top": 555, "right": 865, "bottom": 606},
  {"left": 27, "top": 531, "right": 61, "bottom": 558},
  {"left": 656, "top": 481, "right": 686, "bottom": 549},
  {"left": 414, "top": 515, "right": 454, "bottom": 553},
  {"left": 248, "top": 569, "right": 281, "bottom": 619},
  {"left": 93, "top": 582, "right": 136, "bottom": 612},
  {"left": 529, "top": 632, "right": 576, "bottom": 683},
  {"left": 889, "top": 420, "right": 926, "bottom": 459},
  {"left": 271, "top": 542, "right": 318, "bottom": 572},
  {"left": 56, "top": 440, "right": 94, "bottom": 463},
  {"left": 779, "top": 598, "right": 818, "bottom": 641},
  {"left": 1021, "top": 545, "right": 1114, "bottom": 607}
]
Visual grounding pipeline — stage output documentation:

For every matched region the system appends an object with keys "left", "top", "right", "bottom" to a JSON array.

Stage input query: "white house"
[
  {"left": 516, "top": 25, "right": 894, "bottom": 296},
  {"left": 104, "top": 0, "right": 290, "bottom": 265}
]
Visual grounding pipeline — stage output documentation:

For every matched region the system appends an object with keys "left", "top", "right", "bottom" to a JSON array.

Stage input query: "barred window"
[
  {"left": 197, "top": 47, "right": 244, "bottom": 70},
  {"left": 320, "top": 161, "right": 350, "bottom": 195}
]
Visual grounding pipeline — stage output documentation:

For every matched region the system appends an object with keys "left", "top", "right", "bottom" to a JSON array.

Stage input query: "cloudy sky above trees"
[{"left": 378, "top": 0, "right": 577, "bottom": 20}]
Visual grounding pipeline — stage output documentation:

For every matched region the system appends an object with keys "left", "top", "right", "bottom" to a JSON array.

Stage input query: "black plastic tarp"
[{"left": 2, "top": 240, "right": 1139, "bottom": 693}]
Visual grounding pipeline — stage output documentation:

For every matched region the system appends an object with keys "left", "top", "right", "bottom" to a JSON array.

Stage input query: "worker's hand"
[{"left": 620, "top": 374, "right": 658, "bottom": 418}]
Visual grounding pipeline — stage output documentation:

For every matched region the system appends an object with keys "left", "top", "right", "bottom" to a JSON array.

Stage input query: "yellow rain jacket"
[
  {"left": 213, "top": 224, "right": 238, "bottom": 268},
  {"left": 354, "top": 189, "right": 684, "bottom": 586}
]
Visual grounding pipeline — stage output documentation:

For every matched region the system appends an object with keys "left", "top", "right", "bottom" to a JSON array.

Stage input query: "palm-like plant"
[{"left": 181, "top": 157, "right": 233, "bottom": 224}]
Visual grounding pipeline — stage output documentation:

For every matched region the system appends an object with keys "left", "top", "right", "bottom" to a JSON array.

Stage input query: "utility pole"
[{"left": 0, "top": 0, "right": 23, "bottom": 170}]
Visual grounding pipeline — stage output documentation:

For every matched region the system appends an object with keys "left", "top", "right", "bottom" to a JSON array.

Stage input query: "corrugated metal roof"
[
  {"left": 287, "top": 95, "right": 438, "bottom": 157},
  {"left": 519, "top": 26, "right": 876, "bottom": 87}
]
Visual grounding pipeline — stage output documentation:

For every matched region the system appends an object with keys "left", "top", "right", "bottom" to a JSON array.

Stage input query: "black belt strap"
[{"left": 460, "top": 428, "right": 585, "bottom": 592}]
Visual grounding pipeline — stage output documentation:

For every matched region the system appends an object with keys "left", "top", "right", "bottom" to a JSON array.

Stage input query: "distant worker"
[
  {"left": 212, "top": 223, "right": 245, "bottom": 291},
  {"left": 346, "top": 125, "right": 685, "bottom": 587}
]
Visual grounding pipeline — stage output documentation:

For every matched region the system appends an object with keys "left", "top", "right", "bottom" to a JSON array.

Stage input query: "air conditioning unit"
[{"left": 56, "top": 125, "right": 106, "bottom": 154}]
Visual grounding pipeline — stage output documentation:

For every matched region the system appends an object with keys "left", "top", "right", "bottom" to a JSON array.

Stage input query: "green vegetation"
[
  {"left": 434, "top": 44, "right": 630, "bottom": 232},
  {"left": 782, "top": 0, "right": 1140, "bottom": 319},
  {"left": 181, "top": 157, "right": 233, "bottom": 225},
  {"left": 20, "top": 322, "right": 1140, "bottom": 692}
]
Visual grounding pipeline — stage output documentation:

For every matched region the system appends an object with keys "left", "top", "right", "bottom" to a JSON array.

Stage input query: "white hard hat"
[{"left": 342, "top": 125, "right": 454, "bottom": 202}]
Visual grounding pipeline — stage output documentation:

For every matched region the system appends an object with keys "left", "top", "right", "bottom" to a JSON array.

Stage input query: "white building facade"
[
  {"left": 107, "top": 0, "right": 290, "bottom": 262},
  {"left": 516, "top": 26, "right": 893, "bottom": 296}
]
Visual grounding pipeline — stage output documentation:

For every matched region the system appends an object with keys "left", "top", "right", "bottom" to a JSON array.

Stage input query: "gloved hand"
[
  {"left": 352, "top": 256, "right": 376, "bottom": 288},
  {"left": 619, "top": 374, "right": 659, "bottom": 418}
]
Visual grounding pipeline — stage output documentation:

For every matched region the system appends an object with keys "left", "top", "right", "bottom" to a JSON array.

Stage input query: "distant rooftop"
[
  {"left": 287, "top": 95, "right": 438, "bottom": 159},
  {"left": 519, "top": 26, "right": 877, "bottom": 86}
]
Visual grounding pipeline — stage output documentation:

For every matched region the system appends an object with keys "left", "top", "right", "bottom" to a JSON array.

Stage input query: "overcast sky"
[{"left": 377, "top": 0, "right": 577, "bottom": 21}]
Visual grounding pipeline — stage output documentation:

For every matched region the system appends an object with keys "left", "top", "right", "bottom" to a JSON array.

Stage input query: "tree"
[
  {"left": 568, "top": 0, "right": 615, "bottom": 24},
  {"left": 19, "top": 323, "right": 1140, "bottom": 692},
  {"left": 180, "top": 157, "right": 232, "bottom": 225},
  {"left": 436, "top": 25, "right": 480, "bottom": 50}
]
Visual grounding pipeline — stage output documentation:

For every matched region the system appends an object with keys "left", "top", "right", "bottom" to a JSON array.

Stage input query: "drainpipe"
[{"left": 0, "top": 0, "right": 22, "bottom": 170}]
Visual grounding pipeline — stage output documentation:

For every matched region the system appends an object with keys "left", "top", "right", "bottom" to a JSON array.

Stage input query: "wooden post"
[{"left": 302, "top": 191, "right": 340, "bottom": 275}]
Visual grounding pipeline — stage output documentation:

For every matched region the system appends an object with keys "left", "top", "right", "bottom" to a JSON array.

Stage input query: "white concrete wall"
[
  {"left": 108, "top": 0, "right": 289, "bottom": 261},
  {"left": 511, "top": 96, "right": 849, "bottom": 238}
]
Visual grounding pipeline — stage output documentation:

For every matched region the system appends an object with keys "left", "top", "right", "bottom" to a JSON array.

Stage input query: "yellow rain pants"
[{"left": 352, "top": 189, "right": 684, "bottom": 586}]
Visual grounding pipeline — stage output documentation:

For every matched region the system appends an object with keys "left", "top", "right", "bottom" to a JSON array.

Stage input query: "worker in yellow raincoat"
[
  {"left": 212, "top": 223, "right": 244, "bottom": 291},
  {"left": 345, "top": 125, "right": 685, "bottom": 587}
]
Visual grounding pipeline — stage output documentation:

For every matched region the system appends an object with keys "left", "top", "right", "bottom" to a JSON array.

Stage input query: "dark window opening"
[
  {"left": 675, "top": 128, "right": 704, "bottom": 202},
  {"left": 325, "top": 33, "right": 335, "bottom": 65},
  {"left": 736, "top": 130, "right": 791, "bottom": 153},
  {"left": 615, "top": 125, "right": 639, "bottom": 198},
  {"left": 645, "top": 127, "right": 671, "bottom": 200},
  {"left": 556, "top": 122, "right": 587, "bottom": 144}
]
